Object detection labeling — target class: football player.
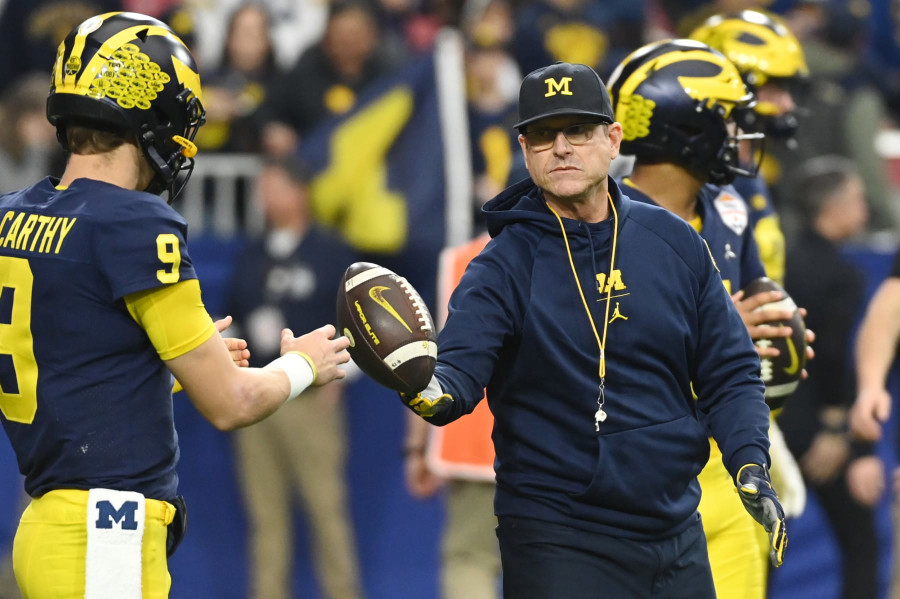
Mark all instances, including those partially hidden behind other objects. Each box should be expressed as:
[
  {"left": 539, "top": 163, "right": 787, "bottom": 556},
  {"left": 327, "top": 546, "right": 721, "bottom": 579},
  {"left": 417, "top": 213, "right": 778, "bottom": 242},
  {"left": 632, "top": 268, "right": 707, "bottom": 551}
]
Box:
[
  {"left": 608, "top": 39, "right": 811, "bottom": 599},
  {"left": 690, "top": 9, "right": 810, "bottom": 284},
  {"left": 0, "top": 12, "right": 349, "bottom": 599}
]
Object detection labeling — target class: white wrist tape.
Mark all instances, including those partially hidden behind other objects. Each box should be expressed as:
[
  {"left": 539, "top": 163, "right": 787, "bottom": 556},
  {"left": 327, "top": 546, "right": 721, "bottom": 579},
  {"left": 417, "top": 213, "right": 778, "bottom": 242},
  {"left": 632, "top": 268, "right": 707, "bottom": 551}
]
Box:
[{"left": 266, "top": 352, "right": 316, "bottom": 401}]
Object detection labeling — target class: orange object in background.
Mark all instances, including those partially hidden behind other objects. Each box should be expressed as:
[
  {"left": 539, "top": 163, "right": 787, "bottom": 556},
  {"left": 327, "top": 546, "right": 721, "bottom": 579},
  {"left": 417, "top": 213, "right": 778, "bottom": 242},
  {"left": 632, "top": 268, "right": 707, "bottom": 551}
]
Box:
[{"left": 426, "top": 233, "right": 496, "bottom": 481}]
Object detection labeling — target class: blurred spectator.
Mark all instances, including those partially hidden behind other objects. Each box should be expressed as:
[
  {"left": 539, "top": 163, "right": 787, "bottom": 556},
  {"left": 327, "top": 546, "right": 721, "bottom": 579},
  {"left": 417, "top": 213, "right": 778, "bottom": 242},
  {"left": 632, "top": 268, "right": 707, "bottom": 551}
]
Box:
[
  {"left": 257, "top": 0, "right": 404, "bottom": 157},
  {"left": 864, "top": 0, "right": 900, "bottom": 121},
  {"left": 376, "top": 0, "right": 452, "bottom": 56},
  {"left": 510, "top": 0, "right": 644, "bottom": 79},
  {"left": 190, "top": 0, "right": 328, "bottom": 72},
  {"left": 777, "top": 0, "right": 898, "bottom": 231},
  {"left": 780, "top": 156, "right": 884, "bottom": 599},
  {"left": 225, "top": 156, "right": 364, "bottom": 599},
  {"left": 0, "top": 72, "right": 65, "bottom": 193},
  {"left": 461, "top": 0, "right": 514, "bottom": 49},
  {"left": 159, "top": 5, "right": 198, "bottom": 52},
  {"left": 194, "top": 3, "right": 281, "bottom": 153},
  {"left": 851, "top": 246, "right": 900, "bottom": 599},
  {"left": 0, "top": 0, "right": 119, "bottom": 96},
  {"left": 660, "top": 0, "right": 771, "bottom": 36},
  {"left": 464, "top": 38, "right": 519, "bottom": 228},
  {"left": 122, "top": 0, "right": 179, "bottom": 17}
]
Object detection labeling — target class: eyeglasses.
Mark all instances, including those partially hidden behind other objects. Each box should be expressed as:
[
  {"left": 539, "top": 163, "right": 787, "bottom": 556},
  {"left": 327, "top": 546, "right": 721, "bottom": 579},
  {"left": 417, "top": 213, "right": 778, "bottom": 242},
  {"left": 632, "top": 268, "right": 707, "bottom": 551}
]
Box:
[{"left": 523, "top": 123, "right": 603, "bottom": 151}]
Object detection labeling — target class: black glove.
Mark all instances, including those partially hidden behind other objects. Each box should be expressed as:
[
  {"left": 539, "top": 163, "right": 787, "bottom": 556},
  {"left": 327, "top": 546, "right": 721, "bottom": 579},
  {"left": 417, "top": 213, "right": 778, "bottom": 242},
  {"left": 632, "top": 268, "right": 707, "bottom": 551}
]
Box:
[{"left": 736, "top": 464, "right": 787, "bottom": 567}]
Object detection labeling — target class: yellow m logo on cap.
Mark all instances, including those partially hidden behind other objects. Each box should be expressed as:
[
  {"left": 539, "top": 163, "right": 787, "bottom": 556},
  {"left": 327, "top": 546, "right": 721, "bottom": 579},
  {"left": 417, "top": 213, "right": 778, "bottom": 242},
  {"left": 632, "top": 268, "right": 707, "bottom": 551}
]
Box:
[{"left": 544, "top": 77, "right": 573, "bottom": 97}]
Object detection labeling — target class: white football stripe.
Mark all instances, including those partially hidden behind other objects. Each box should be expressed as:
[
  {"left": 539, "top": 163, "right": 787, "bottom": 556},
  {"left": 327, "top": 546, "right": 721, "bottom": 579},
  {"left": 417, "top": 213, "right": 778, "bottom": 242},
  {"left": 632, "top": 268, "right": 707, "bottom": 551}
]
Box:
[
  {"left": 765, "top": 381, "right": 799, "bottom": 398},
  {"left": 753, "top": 297, "right": 798, "bottom": 312},
  {"left": 345, "top": 266, "right": 395, "bottom": 291},
  {"left": 383, "top": 341, "right": 438, "bottom": 370}
]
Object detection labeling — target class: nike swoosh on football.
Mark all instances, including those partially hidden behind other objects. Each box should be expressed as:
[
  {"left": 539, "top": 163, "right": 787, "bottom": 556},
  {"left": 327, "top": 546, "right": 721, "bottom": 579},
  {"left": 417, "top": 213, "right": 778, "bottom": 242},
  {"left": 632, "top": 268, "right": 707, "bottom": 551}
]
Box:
[
  {"left": 369, "top": 286, "right": 413, "bottom": 333},
  {"left": 783, "top": 335, "right": 800, "bottom": 375}
]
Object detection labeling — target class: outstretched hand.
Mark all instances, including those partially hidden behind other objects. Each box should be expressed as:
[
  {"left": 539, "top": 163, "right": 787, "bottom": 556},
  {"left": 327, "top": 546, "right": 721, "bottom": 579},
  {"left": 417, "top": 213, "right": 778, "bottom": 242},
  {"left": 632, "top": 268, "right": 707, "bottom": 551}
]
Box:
[
  {"left": 281, "top": 324, "right": 350, "bottom": 386},
  {"left": 214, "top": 316, "right": 250, "bottom": 368}
]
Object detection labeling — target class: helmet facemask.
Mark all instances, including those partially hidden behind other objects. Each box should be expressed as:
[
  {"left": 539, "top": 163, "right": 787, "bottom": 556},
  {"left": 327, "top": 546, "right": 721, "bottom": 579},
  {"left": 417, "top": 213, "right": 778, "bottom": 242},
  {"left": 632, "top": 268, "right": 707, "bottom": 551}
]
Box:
[{"left": 140, "top": 89, "right": 205, "bottom": 202}]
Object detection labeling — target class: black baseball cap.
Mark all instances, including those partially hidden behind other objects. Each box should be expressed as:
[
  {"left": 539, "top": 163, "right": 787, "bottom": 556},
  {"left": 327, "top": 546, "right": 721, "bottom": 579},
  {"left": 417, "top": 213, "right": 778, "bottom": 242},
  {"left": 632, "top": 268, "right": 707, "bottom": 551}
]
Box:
[{"left": 514, "top": 62, "right": 615, "bottom": 132}]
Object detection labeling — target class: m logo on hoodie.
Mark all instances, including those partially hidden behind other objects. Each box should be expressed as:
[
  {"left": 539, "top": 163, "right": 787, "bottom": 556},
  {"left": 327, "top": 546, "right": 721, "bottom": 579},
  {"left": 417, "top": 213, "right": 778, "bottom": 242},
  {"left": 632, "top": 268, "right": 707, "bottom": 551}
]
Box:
[{"left": 596, "top": 269, "right": 626, "bottom": 294}]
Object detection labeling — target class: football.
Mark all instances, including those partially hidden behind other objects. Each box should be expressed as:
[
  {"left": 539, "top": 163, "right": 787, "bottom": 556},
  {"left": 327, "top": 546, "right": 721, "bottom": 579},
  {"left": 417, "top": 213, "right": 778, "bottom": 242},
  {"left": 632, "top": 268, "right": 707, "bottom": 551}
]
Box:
[
  {"left": 742, "top": 277, "right": 807, "bottom": 410},
  {"left": 336, "top": 262, "right": 437, "bottom": 395}
]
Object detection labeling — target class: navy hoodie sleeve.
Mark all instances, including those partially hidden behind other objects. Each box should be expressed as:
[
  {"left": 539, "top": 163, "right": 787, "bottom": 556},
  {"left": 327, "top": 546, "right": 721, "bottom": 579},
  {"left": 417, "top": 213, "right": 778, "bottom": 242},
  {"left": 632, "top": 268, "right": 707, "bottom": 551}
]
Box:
[
  {"left": 690, "top": 234, "right": 770, "bottom": 479},
  {"left": 427, "top": 242, "right": 521, "bottom": 426}
]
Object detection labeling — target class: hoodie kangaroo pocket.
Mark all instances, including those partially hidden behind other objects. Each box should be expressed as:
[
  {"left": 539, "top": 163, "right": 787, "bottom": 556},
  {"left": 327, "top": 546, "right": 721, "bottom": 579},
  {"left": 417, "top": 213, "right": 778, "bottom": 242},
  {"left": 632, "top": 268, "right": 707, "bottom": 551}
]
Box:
[{"left": 574, "top": 415, "right": 709, "bottom": 514}]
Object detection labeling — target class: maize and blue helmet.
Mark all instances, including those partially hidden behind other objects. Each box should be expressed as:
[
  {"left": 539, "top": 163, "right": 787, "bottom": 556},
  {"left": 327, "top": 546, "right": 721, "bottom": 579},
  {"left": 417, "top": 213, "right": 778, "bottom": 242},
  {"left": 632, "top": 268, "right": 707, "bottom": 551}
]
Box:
[
  {"left": 607, "top": 39, "right": 761, "bottom": 185},
  {"left": 689, "top": 10, "right": 808, "bottom": 139},
  {"left": 46, "top": 12, "right": 206, "bottom": 200}
]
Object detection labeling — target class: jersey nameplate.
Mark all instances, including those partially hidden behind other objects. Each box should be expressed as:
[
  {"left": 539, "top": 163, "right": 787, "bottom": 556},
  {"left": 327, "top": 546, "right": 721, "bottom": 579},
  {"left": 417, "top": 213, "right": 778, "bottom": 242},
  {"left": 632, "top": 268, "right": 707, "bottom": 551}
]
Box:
[{"left": 0, "top": 210, "right": 77, "bottom": 255}]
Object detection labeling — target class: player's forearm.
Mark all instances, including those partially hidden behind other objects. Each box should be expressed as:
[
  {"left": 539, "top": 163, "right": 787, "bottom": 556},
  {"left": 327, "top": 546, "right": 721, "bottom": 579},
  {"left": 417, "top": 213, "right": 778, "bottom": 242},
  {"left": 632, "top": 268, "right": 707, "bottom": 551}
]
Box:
[
  {"left": 215, "top": 367, "right": 298, "bottom": 429},
  {"left": 173, "top": 364, "right": 291, "bottom": 430},
  {"left": 166, "top": 333, "right": 312, "bottom": 430},
  {"left": 855, "top": 281, "right": 900, "bottom": 391}
]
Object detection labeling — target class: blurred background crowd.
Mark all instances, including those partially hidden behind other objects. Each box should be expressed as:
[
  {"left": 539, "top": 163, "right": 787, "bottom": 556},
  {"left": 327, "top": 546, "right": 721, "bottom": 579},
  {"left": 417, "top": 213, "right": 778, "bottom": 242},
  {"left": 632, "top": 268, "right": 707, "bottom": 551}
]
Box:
[{"left": 1, "top": 0, "right": 900, "bottom": 597}]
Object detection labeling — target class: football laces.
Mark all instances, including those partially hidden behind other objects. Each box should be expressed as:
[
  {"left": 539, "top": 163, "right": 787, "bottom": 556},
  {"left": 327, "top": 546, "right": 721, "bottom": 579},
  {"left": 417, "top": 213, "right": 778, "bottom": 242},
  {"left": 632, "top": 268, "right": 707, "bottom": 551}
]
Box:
[{"left": 398, "top": 277, "right": 434, "bottom": 332}]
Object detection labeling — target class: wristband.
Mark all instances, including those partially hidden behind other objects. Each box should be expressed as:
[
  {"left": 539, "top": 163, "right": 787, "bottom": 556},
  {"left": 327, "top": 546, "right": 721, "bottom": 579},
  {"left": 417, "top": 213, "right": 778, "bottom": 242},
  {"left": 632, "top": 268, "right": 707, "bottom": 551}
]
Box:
[{"left": 266, "top": 352, "right": 315, "bottom": 401}]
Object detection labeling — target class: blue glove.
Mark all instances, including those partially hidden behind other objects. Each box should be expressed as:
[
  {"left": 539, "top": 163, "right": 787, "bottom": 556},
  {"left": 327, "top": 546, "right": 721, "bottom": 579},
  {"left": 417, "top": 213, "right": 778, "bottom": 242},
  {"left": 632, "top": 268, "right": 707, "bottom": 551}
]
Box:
[
  {"left": 736, "top": 464, "right": 787, "bottom": 567},
  {"left": 399, "top": 375, "right": 453, "bottom": 418}
]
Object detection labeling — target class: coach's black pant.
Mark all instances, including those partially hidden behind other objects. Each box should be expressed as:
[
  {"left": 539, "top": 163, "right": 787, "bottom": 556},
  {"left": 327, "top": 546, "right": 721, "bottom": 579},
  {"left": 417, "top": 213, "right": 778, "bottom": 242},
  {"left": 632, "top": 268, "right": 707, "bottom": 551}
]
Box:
[{"left": 496, "top": 513, "right": 715, "bottom": 599}]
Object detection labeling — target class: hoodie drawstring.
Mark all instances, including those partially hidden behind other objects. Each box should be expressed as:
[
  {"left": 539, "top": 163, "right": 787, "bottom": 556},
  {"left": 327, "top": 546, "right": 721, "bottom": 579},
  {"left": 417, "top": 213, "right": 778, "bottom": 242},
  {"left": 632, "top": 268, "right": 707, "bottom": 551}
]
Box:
[{"left": 547, "top": 193, "right": 619, "bottom": 431}]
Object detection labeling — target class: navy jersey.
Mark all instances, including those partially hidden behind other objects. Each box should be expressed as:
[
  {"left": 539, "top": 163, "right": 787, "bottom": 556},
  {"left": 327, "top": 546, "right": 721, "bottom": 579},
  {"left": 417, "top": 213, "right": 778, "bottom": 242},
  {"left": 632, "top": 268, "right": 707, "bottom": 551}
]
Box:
[
  {"left": 622, "top": 180, "right": 766, "bottom": 293},
  {"left": 732, "top": 173, "right": 785, "bottom": 283},
  {"left": 731, "top": 173, "right": 776, "bottom": 228},
  {"left": 0, "top": 177, "right": 199, "bottom": 499}
]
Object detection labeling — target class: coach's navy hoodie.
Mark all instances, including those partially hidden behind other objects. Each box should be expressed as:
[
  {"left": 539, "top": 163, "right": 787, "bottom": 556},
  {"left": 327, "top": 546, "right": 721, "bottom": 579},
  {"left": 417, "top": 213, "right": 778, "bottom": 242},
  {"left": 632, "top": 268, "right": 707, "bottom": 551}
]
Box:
[{"left": 430, "top": 177, "right": 769, "bottom": 540}]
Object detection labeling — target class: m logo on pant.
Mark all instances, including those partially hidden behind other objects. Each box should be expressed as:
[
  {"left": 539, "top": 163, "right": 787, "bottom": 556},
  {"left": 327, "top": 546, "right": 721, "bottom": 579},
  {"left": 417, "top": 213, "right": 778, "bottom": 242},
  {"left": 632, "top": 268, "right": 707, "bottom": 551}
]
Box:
[
  {"left": 95, "top": 499, "right": 140, "bottom": 530},
  {"left": 86, "top": 489, "right": 146, "bottom": 599}
]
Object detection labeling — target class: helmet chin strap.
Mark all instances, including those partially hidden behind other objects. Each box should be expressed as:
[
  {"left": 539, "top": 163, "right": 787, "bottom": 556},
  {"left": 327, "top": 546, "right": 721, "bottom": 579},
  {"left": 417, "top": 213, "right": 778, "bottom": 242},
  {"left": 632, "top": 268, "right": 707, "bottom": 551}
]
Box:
[{"left": 167, "top": 158, "right": 195, "bottom": 203}]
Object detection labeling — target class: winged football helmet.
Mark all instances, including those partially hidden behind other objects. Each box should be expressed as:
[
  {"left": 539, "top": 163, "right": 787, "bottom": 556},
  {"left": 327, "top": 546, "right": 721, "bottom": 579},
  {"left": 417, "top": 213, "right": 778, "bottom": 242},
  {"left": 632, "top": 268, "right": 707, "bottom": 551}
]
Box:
[
  {"left": 690, "top": 10, "right": 808, "bottom": 139},
  {"left": 607, "top": 39, "right": 761, "bottom": 185},
  {"left": 47, "top": 12, "right": 206, "bottom": 201}
]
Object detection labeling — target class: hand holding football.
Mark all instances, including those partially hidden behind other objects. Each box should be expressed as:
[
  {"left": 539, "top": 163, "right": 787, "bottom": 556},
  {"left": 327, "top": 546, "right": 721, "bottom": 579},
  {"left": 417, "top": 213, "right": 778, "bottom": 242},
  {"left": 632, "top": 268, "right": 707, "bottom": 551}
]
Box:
[
  {"left": 336, "top": 262, "right": 437, "bottom": 395},
  {"left": 741, "top": 277, "right": 807, "bottom": 410}
]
